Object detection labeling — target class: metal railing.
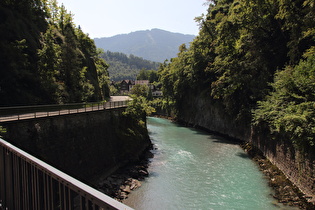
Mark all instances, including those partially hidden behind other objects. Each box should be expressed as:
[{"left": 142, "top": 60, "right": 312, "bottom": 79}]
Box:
[
  {"left": 0, "top": 138, "right": 133, "bottom": 210},
  {"left": 0, "top": 101, "right": 129, "bottom": 123}
]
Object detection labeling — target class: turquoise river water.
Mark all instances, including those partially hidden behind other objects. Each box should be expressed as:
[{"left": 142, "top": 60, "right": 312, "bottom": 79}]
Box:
[{"left": 124, "top": 117, "right": 297, "bottom": 210}]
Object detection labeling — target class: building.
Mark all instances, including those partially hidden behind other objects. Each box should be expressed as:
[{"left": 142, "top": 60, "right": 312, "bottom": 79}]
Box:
[{"left": 119, "top": 80, "right": 135, "bottom": 94}]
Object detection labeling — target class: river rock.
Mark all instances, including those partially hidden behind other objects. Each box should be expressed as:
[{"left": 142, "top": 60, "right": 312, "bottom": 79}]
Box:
[
  {"left": 130, "top": 179, "right": 141, "bottom": 190},
  {"left": 118, "top": 191, "right": 128, "bottom": 200},
  {"left": 123, "top": 185, "right": 131, "bottom": 193},
  {"left": 139, "top": 169, "right": 149, "bottom": 177}
]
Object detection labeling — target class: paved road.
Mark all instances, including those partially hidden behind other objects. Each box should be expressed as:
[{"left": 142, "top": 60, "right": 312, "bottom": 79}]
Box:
[{"left": 110, "top": 96, "right": 131, "bottom": 102}]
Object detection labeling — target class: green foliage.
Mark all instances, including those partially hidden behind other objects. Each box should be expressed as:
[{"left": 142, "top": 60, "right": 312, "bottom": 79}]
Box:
[
  {"left": 109, "top": 85, "right": 119, "bottom": 96},
  {"left": 150, "top": 97, "right": 176, "bottom": 116},
  {"left": 0, "top": 126, "right": 7, "bottom": 137},
  {"left": 0, "top": 0, "right": 48, "bottom": 105},
  {"left": 159, "top": 0, "right": 315, "bottom": 149},
  {"left": 0, "top": 0, "right": 110, "bottom": 105},
  {"left": 253, "top": 54, "right": 315, "bottom": 150},
  {"left": 130, "top": 84, "right": 149, "bottom": 98},
  {"left": 137, "top": 69, "right": 159, "bottom": 83},
  {"left": 100, "top": 51, "right": 159, "bottom": 81},
  {"left": 123, "top": 95, "right": 155, "bottom": 120}
]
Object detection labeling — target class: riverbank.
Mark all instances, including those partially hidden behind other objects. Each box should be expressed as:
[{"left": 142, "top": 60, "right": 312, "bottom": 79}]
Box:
[
  {"left": 97, "top": 145, "right": 153, "bottom": 201},
  {"left": 160, "top": 113, "right": 315, "bottom": 209},
  {"left": 154, "top": 114, "right": 314, "bottom": 209},
  {"left": 97, "top": 115, "right": 314, "bottom": 209},
  {"left": 241, "top": 143, "right": 314, "bottom": 209}
]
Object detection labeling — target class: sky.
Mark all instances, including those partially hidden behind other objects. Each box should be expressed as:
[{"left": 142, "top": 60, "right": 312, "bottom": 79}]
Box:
[{"left": 57, "top": 0, "right": 209, "bottom": 38}]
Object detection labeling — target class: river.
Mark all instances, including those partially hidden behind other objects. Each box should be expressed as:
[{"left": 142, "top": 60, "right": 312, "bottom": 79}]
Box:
[{"left": 124, "top": 117, "right": 296, "bottom": 210}]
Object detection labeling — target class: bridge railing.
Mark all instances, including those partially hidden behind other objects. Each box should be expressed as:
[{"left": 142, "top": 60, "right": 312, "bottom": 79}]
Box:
[
  {"left": 0, "top": 100, "right": 129, "bottom": 122},
  {"left": 0, "top": 137, "right": 133, "bottom": 210}
]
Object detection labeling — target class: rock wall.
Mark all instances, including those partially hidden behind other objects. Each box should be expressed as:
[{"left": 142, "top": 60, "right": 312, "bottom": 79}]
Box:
[
  {"left": 178, "top": 93, "right": 315, "bottom": 202},
  {"left": 178, "top": 92, "right": 251, "bottom": 140},
  {"left": 251, "top": 127, "right": 315, "bottom": 202},
  {"left": 1, "top": 108, "right": 151, "bottom": 183}
]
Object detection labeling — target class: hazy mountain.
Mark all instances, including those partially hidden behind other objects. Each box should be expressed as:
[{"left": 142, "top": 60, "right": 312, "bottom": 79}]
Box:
[{"left": 94, "top": 29, "right": 195, "bottom": 62}]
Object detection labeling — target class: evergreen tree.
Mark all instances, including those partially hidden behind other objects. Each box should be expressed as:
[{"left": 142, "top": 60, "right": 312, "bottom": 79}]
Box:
[{"left": 0, "top": 0, "right": 110, "bottom": 105}]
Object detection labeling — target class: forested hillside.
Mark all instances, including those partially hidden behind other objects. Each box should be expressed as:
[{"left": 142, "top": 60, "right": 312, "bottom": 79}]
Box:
[
  {"left": 159, "top": 0, "right": 315, "bottom": 151},
  {"left": 100, "top": 51, "right": 159, "bottom": 81},
  {"left": 94, "top": 29, "right": 195, "bottom": 62},
  {"left": 0, "top": 0, "right": 110, "bottom": 106}
]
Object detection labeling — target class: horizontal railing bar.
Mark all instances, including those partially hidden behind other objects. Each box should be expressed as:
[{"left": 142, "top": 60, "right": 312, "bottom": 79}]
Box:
[
  {"left": 0, "top": 101, "right": 128, "bottom": 113},
  {"left": 0, "top": 138, "right": 133, "bottom": 210},
  {"left": 0, "top": 100, "right": 130, "bottom": 123},
  {"left": 0, "top": 102, "right": 86, "bottom": 110}
]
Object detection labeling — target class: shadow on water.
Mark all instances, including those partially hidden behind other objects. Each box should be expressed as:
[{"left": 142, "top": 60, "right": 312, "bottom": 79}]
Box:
[
  {"left": 148, "top": 130, "right": 157, "bottom": 136},
  {"left": 148, "top": 171, "right": 159, "bottom": 178},
  {"left": 211, "top": 138, "right": 240, "bottom": 145},
  {"left": 235, "top": 152, "right": 250, "bottom": 159},
  {"left": 182, "top": 124, "right": 241, "bottom": 145}
]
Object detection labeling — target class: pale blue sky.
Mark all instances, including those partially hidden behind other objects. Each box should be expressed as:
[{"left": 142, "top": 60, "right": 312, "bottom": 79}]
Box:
[{"left": 57, "top": 0, "right": 208, "bottom": 38}]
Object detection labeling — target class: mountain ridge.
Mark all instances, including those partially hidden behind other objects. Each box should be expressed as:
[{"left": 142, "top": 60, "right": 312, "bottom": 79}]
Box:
[{"left": 94, "top": 29, "right": 195, "bottom": 62}]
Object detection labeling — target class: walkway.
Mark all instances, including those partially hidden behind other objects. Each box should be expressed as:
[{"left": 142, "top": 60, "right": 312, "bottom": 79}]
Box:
[{"left": 0, "top": 96, "right": 131, "bottom": 123}]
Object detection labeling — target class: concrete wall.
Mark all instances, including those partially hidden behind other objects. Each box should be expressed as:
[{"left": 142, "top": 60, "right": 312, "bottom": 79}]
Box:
[{"left": 1, "top": 108, "right": 151, "bottom": 183}]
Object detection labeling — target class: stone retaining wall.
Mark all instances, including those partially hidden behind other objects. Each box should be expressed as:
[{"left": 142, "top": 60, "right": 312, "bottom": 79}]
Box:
[{"left": 1, "top": 108, "right": 151, "bottom": 183}]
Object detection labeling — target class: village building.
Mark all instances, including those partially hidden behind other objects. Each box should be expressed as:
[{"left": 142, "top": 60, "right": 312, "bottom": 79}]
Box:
[{"left": 111, "top": 80, "right": 162, "bottom": 97}]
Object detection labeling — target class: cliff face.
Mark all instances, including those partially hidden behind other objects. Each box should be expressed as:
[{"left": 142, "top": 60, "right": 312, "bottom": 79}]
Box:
[
  {"left": 178, "top": 92, "right": 315, "bottom": 202},
  {"left": 2, "top": 108, "right": 151, "bottom": 183},
  {"left": 178, "top": 92, "right": 251, "bottom": 140}
]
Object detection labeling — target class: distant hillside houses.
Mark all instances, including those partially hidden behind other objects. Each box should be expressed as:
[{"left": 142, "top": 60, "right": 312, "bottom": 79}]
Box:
[{"left": 110, "top": 80, "right": 162, "bottom": 97}]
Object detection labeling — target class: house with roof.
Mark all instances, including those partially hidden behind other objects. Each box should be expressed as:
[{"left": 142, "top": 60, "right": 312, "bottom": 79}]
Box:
[
  {"left": 119, "top": 80, "right": 135, "bottom": 94},
  {"left": 110, "top": 79, "right": 162, "bottom": 96}
]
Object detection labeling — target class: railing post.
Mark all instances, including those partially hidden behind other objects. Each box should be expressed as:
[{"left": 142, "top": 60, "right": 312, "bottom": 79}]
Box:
[{"left": 0, "top": 138, "right": 133, "bottom": 210}]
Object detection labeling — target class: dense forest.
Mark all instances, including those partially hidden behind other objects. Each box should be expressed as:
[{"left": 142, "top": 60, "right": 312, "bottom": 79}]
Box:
[
  {"left": 0, "top": 0, "right": 110, "bottom": 106},
  {"left": 159, "top": 0, "right": 315, "bottom": 151},
  {"left": 100, "top": 51, "right": 159, "bottom": 81}
]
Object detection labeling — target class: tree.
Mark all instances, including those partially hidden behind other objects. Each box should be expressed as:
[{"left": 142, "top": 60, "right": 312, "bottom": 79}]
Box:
[
  {"left": 253, "top": 53, "right": 315, "bottom": 150},
  {"left": 37, "top": 24, "right": 62, "bottom": 103},
  {"left": 0, "top": 0, "right": 110, "bottom": 105},
  {"left": 158, "top": 0, "right": 315, "bottom": 139},
  {"left": 137, "top": 69, "right": 148, "bottom": 80},
  {"left": 130, "top": 84, "right": 149, "bottom": 97}
]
